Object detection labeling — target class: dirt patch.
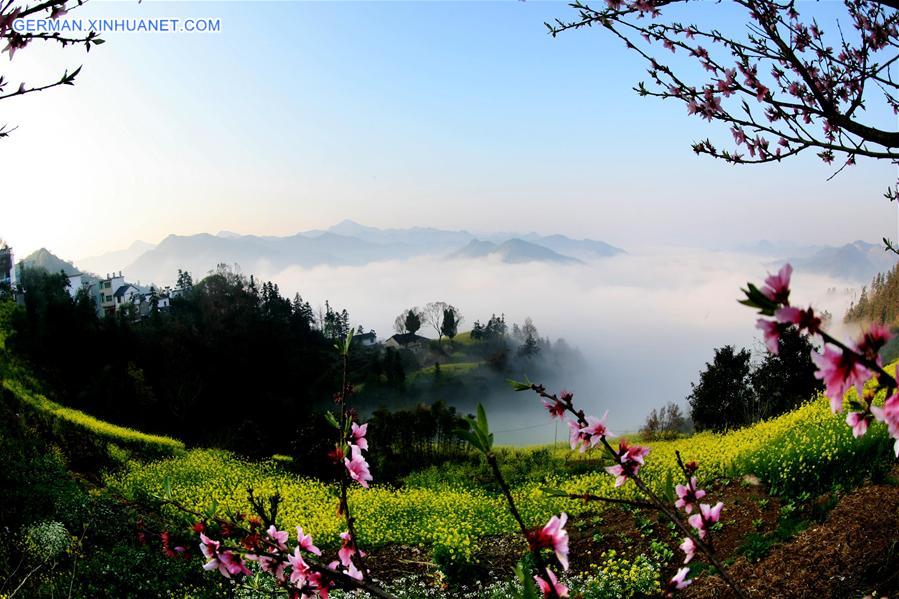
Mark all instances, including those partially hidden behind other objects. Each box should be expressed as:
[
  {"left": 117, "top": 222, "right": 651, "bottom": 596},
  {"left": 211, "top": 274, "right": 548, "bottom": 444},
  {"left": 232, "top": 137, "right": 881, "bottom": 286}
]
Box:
[{"left": 685, "top": 476, "right": 899, "bottom": 598}]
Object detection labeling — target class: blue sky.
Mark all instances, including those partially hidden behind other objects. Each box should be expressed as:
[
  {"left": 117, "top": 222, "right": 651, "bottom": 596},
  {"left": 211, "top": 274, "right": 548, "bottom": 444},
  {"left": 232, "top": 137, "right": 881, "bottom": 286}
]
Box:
[{"left": 2, "top": 0, "right": 896, "bottom": 259}]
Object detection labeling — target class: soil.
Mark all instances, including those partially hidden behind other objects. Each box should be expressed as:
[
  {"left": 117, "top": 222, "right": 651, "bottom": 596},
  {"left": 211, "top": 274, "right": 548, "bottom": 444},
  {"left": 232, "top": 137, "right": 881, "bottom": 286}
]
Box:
[{"left": 685, "top": 472, "right": 899, "bottom": 599}]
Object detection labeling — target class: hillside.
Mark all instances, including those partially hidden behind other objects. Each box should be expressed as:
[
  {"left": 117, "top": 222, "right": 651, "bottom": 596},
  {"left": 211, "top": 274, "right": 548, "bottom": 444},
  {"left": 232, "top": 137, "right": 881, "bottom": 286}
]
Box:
[
  {"left": 3, "top": 292, "right": 897, "bottom": 598},
  {"left": 845, "top": 264, "right": 899, "bottom": 326}
]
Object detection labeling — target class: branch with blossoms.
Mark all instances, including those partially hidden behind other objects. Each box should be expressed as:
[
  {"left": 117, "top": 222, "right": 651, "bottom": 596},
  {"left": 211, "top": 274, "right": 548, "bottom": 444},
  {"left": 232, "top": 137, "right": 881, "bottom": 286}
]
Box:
[
  {"left": 326, "top": 329, "right": 374, "bottom": 581},
  {"left": 546, "top": 0, "right": 899, "bottom": 233},
  {"left": 0, "top": 0, "right": 104, "bottom": 134},
  {"left": 507, "top": 384, "right": 748, "bottom": 598},
  {"left": 455, "top": 404, "right": 569, "bottom": 599},
  {"left": 149, "top": 493, "right": 398, "bottom": 599},
  {"left": 744, "top": 263, "right": 899, "bottom": 450},
  {"left": 547, "top": 0, "right": 899, "bottom": 165}
]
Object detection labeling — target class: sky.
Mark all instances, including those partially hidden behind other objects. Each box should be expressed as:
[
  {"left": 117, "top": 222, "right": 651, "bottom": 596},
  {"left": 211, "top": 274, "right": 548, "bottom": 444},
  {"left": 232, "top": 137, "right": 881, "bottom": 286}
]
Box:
[{"left": 2, "top": 0, "right": 897, "bottom": 261}]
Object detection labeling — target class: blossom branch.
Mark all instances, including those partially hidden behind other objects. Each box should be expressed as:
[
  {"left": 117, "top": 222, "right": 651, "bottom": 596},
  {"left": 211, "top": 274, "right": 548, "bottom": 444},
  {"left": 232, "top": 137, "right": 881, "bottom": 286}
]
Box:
[
  {"left": 545, "top": 0, "right": 899, "bottom": 167},
  {"left": 519, "top": 383, "right": 749, "bottom": 598}
]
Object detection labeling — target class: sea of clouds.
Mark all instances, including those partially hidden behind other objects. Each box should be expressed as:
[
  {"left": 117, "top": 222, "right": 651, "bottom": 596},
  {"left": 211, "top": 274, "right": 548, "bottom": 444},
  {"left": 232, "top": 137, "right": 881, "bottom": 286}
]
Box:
[{"left": 261, "top": 247, "right": 860, "bottom": 445}]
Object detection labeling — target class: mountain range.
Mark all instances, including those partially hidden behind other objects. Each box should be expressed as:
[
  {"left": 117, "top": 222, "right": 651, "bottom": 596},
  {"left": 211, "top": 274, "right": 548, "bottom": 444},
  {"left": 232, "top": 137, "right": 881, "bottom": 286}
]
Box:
[
  {"left": 60, "top": 220, "right": 625, "bottom": 285},
  {"left": 781, "top": 240, "right": 899, "bottom": 283},
  {"left": 17, "top": 230, "right": 898, "bottom": 289}
]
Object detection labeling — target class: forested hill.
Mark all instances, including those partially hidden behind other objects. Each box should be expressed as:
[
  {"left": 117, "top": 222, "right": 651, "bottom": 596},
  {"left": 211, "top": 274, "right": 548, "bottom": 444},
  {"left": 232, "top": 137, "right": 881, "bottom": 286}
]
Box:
[
  {"left": 845, "top": 264, "right": 899, "bottom": 325},
  {"left": 5, "top": 264, "right": 581, "bottom": 456}
]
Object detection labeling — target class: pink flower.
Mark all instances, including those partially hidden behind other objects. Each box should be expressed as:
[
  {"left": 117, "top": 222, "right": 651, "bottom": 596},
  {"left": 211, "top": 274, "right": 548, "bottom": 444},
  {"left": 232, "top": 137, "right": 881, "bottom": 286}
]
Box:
[
  {"left": 679, "top": 536, "right": 697, "bottom": 563},
  {"left": 578, "top": 412, "right": 610, "bottom": 449},
  {"left": 619, "top": 438, "right": 650, "bottom": 464},
  {"left": 199, "top": 533, "right": 226, "bottom": 576},
  {"left": 296, "top": 526, "right": 321, "bottom": 556},
  {"left": 774, "top": 305, "right": 821, "bottom": 334},
  {"left": 338, "top": 531, "right": 356, "bottom": 568},
  {"left": 872, "top": 391, "right": 899, "bottom": 456},
  {"left": 674, "top": 477, "right": 707, "bottom": 514},
  {"left": 670, "top": 567, "right": 693, "bottom": 590},
  {"left": 288, "top": 546, "right": 310, "bottom": 586},
  {"left": 761, "top": 263, "right": 792, "bottom": 304},
  {"left": 568, "top": 420, "right": 587, "bottom": 452},
  {"left": 543, "top": 399, "right": 567, "bottom": 419},
  {"left": 246, "top": 551, "right": 287, "bottom": 582},
  {"left": 532, "top": 513, "right": 569, "bottom": 571},
  {"left": 812, "top": 345, "right": 871, "bottom": 412},
  {"left": 756, "top": 319, "right": 780, "bottom": 354},
  {"left": 344, "top": 445, "right": 373, "bottom": 488},
  {"left": 266, "top": 525, "right": 289, "bottom": 550},
  {"left": 351, "top": 422, "right": 369, "bottom": 451},
  {"left": 687, "top": 502, "right": 723, "bottom": 539},
  {"left": 345, "top": 561, "right": 364, "bottom": 580},
  {"left": 534, "top": 567, "right": 569, "bottom": 598},
  {"left": 605, "top": 464, "right": 629, "bottom": 487},
  {"left": 856, "top": 324, "right": 891, "bottom": 360},
  {"left": 201, "top": 533, "right": 250, "bottom": 579},
  {"left": 219, "top": 551, "right": 251, "bottom": 577},
  {"left": 845, "top": 411, "right": 871, "bottom": 438},
  {"left": 701, "top": 501, "right": 723, "bottom": 523},
  {"left": 605, "top": 439, "right": 651, "bottom": 487}
]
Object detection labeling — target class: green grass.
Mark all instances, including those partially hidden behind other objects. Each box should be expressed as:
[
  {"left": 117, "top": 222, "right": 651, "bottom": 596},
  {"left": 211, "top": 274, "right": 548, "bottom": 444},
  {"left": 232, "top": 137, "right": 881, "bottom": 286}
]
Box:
[
  {"left": 3, "top": 378, "right": 185, "bottom": 460},
  {"left": 408, "top": 361, "right": 483, "bottom": 380}
]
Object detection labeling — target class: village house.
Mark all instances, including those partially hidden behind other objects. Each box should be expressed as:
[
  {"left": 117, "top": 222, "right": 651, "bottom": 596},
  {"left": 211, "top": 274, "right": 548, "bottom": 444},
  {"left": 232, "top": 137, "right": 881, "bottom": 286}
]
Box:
[{"left": 383, "top": 332, "right": 430, "bottom": 351}]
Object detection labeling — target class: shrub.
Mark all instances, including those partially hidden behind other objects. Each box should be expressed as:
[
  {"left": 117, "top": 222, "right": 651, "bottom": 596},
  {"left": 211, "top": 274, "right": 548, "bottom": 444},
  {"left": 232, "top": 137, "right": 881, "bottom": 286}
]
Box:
[{"left": 22, "top": 521, "right": 71, "bottom": 563}]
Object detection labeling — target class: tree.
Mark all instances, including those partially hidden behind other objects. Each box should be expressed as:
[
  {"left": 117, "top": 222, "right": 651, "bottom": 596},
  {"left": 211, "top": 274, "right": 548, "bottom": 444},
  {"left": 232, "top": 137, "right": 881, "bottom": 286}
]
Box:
[
  {"left": 441, "top": 306, "right": 463, "bottom": 341},
  {"left": 688, "top": 345, "right": 754, "bottom": 432},
  {"left": 176, "top": 269, "right": 194, "bottom": 290},
  {"left": 0, "top": 1, "right": 104, "bottom": 139},
  {"left": 516, "top": 317, "right": 540, "bottom": 358},
  {"left": 548, "top": 1, "right": 899, "bottom": 246},
  {"left": 394, "top": 308, "right": 422, "bottom": 335},
  {"left": 750, "top": 326, "right": 823, "bottom": 421},
  {"left": 641, "top": 402, "right": 690, "bottom": 440},
  {"left": 422, "top": 301, "right": 449, "bottom": 341}
]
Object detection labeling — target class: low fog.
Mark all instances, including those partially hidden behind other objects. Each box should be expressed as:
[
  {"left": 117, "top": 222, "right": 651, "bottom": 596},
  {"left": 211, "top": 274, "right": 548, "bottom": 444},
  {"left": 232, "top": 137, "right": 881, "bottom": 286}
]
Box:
[{"left": 256, "top": 247, "right": 859, "bottom": 446}]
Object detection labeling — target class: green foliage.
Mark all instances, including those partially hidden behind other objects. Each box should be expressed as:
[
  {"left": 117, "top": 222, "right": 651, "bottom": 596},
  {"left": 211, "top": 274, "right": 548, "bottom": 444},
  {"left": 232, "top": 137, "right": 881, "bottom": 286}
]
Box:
[
  {"left": 577, "top": 551, "right": 661, "bottom": 598},
  {"left": 749, "top": 327, "right": 823, "bottom": 421},
  {"left": 6, "top": 265, "right": 352, "bottom": 454},
  {"left": 366, "top": 401, "right": 468, "bottom": 482},
  {"left": 22, "top": 520, "right": 72, "bottom": 562},
  {"left": 455, "top": 403, "right": 494, "bottom": 454},
  {"left": 432, "top": 543, "right": 483, "bottom": 586},
  {"left": 845, "top": 265, "right": 899, "bottom": 326},
  {"left": 688, "top": 345, "right": 755, "bottom": 432},
  {"left": 688, "top": 330, "right": 822, "bottom": 432},
  {"left": 3, "top": 378, "right": 184, "bottom": 463}
]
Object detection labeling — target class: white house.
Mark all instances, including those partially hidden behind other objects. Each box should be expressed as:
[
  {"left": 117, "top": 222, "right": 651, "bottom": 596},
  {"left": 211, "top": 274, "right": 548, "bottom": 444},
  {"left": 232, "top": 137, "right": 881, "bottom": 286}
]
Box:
[
  {"left": 113, "top": 283, "right": 140, "bottom": 310},
  {"left": 352, "top": 330, "right": 377, "bottom": 346}
]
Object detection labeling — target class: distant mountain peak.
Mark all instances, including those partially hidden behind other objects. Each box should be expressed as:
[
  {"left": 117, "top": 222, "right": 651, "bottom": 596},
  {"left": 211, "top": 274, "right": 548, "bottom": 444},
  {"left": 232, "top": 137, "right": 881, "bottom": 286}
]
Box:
[
  {"left": 19, "top": 247, "right": 80, "bottom": 276},
  {"left": 448, "top": 238, "right": 582, "bottom": 264}
]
